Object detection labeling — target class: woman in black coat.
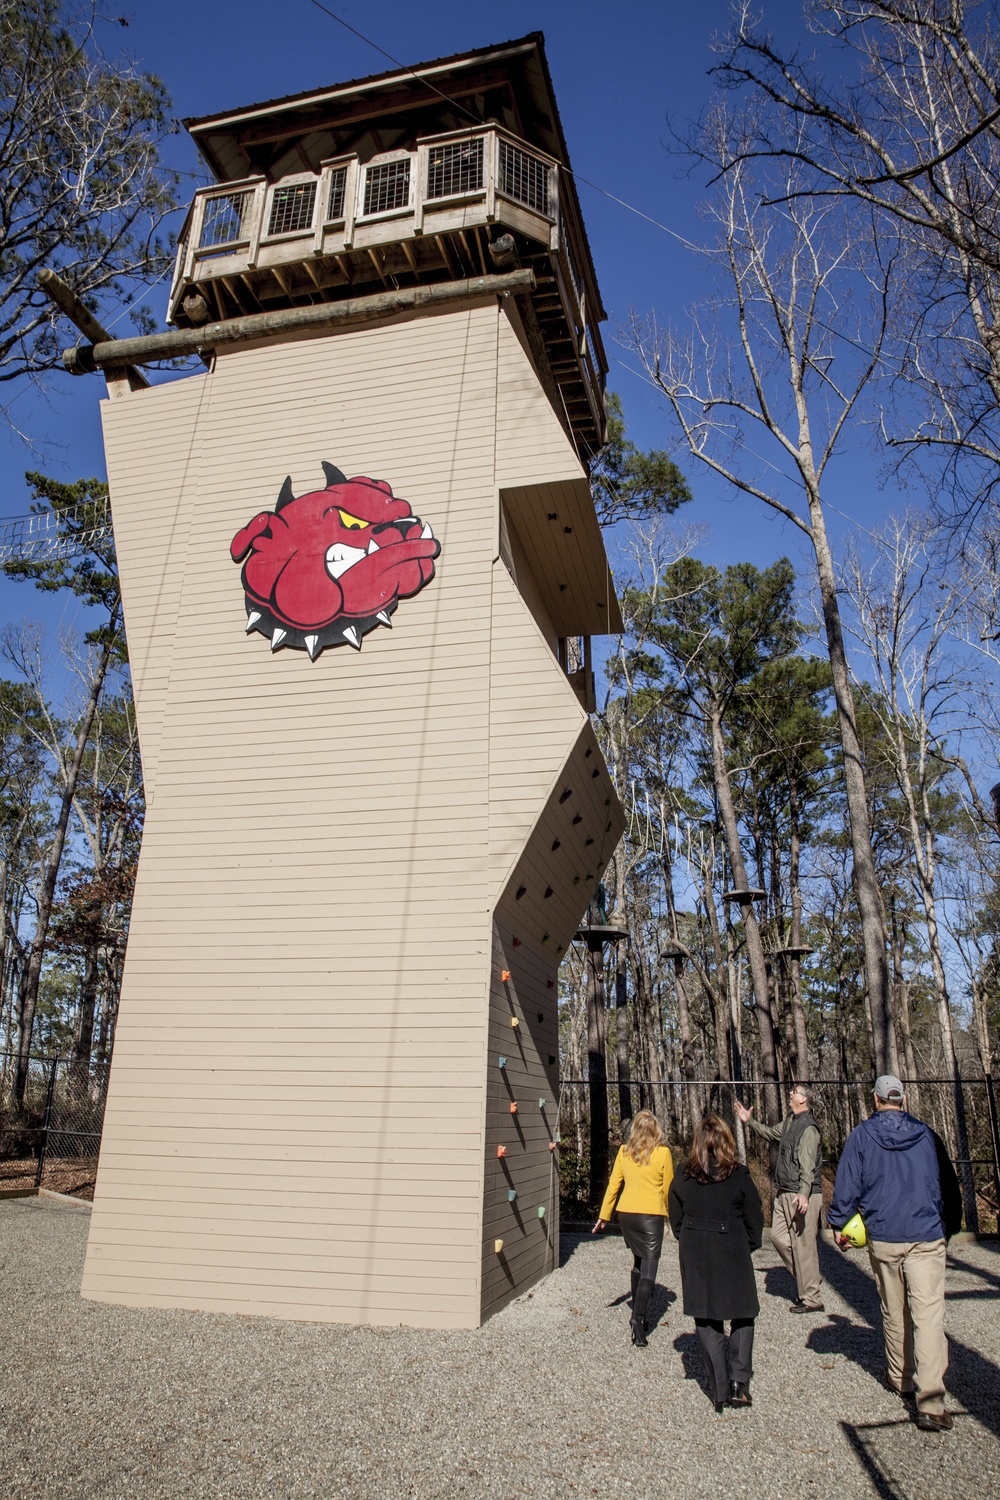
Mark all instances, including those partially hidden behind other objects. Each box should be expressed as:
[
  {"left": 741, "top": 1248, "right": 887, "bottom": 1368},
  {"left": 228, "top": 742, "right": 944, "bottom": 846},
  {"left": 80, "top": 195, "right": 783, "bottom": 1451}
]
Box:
[{"left": 668, "top": 1113, "right": 765, "bottom": 1412}]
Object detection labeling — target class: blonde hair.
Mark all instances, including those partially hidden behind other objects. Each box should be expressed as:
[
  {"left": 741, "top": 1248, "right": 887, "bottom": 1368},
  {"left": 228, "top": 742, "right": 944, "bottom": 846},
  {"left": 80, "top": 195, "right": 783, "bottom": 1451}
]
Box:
[{"left": 623, "top": 1110, "right": 663, "bottom": 1166}]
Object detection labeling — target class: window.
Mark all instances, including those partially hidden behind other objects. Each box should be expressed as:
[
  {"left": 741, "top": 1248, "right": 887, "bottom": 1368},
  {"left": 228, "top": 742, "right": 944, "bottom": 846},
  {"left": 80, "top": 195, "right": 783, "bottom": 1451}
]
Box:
[
  {"left": 499, "top": 141, "right": 550, "bottom": 216},
  {"left": 267, "top": 181, "right": 317, "bottom": 237},
  {"left": 198, "top": 191, "right": 252, "bottom": 249},
  {"left": 326, "top": 166, "right": 348, "bottom": 221},
  {"left": 363, "top": 159, "right": 411, "bottom": 216},
  {"left": 426, "top": 139, "right": 484, "bottom": 199}
]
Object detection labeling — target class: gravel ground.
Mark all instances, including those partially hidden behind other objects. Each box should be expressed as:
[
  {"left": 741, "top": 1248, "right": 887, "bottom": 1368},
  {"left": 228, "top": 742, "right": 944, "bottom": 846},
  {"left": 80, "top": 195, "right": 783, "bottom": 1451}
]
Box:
[{"left": 1, "top": 1196, "right": 998, "bottom": 1500}]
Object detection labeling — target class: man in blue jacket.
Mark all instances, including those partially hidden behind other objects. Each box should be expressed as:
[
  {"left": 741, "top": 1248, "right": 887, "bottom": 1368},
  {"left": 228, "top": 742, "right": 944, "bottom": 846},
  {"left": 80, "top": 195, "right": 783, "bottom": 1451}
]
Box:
[{"left": 828, "top": 1075, "right": 962, "bottom": 1433}]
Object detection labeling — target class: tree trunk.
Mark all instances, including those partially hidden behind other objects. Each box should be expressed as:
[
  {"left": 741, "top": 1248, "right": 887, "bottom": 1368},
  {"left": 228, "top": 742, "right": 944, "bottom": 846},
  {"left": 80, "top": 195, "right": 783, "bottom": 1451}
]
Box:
[
  {"left": 614, "top": 940, "right": 633, "bottom": 1123},
  {"left": 72, "top": 947, "right": 100, "bottom": 1083},
  {"left": 709, "top": 703, "right": 780, "bottom": 1122},
  {"left": 787, "top": 785, "right": 811, "bottom": 1077},
  {"left": 586, "top": 939, "right": 609, "bottom": 1207},
  {"left": 806, "top": 503, "right": 894, "bottom": 1074},
  {"left": 15, "top": 637, "right": 115, "bottom": 1105}
]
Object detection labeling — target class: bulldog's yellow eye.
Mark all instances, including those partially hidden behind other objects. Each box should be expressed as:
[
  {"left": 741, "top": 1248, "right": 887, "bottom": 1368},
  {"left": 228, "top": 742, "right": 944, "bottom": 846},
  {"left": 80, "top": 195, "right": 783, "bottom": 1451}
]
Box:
[{"left": 337, "top": 509, "right": 368, "bottom": 530}]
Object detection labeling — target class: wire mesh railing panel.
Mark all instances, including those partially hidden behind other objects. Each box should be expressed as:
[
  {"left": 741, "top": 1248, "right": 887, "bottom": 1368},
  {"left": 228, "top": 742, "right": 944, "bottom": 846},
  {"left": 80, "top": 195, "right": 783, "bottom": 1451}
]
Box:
[
  {"left": 199, "top": 191, "right": 253, "bottom": 249},
  {"left": 326, "top": 166, "right": 348, "bottom": 221},
  {"left": 363, "top": 160, "right": 411, "bottom": 216},
  {"left": 267, "top": 181, "right": 317, "bottom": 237},
  {"left": 0, "top": 503, "right": 112, "bottom": 564},
  {"left": 499, "top": 140, "right": 550, "bottom": 215},
  {"left": 426, "top": 139, "right": 484, "bottom": 199},
  {"left": 556, "top": 1078, "right": 1000, "bottom": 1234}
]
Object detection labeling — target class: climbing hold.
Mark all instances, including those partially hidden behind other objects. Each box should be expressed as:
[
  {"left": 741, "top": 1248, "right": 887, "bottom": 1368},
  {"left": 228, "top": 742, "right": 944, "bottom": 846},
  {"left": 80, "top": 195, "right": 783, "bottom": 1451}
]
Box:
[
  {"left": 572, "top": 815, "right": 582, "bottom": 825},
  {"left": 542, "top": 933, "right": 549, "bottom": 943},
  {"left": 508, "top": 1188, "right": 517, "bottom": 1202},
  {"left": 516, "top": 886, "right": 526, "bottom": 900},
  {"left": 592, "top": 769, "right": 599, "bottom": 778},
  {"left": 547, "top": 980, "right": 554, "bottom": 990},
  {"left": 585, "top": 837, "right": 594, "bottom": 846},
  {"left": 498, "top": 1056, "right": 508, "bottom": 1068},
  {"left": 538, "top": 1098, "right": 547, "bottom": 1109},
  {"left": 548, "top": 1141, "right": 559, "bottom": 1152},
  {"left": 500, "top": 969, "right": 511, "bottom": 982},
  {"left": 573, "top": 876, "right": 580, "bottom": 885},
  {"left": 559, "top": 789, "right": 572, "bottom": 804},
  {"left": 548, "top": 1055, "right": 556, "bottom": 1065},
  {"left": 510, "top": 1101, "right": 518, "bottom": 1114},
  {"left": 585, "top": 748, "right": 593, "bottom": 759},
  {"left": 497, "top": 1145, "right": 508, "bottom": 1159},
  {"left": 604, "top": 798, "right": 610, "bottom": 807},
  {"left": 551, "top": 839, "right": 561, "bottom": 851},
  {"left": 544, "top": 887, "right": 553, "bottom": 898},
  {"left": 537, "top": 1013, "right": 544, "bottom": 1023},
  {"left": 538, "top": 1205, "right": 546, "bottom": 1218},
  {"left": 511, "top": 1016, "right": 520, "bottom": 1029},
  {"left": 512, "top": 937, "right": 521, "bottom": 948},
  {"left": 494, "top": 1239, "right": 504, "bottom": 1254}
]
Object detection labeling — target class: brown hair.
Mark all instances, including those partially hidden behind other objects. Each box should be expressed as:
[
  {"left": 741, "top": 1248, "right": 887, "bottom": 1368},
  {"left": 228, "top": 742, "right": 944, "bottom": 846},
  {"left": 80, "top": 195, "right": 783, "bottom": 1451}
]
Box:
[
  {"left": 623, "top": 1109, "right": 664, "bottom": 1166},
  {"left": 686, "top": 1113, "right": 737, "bottom": 1183}
]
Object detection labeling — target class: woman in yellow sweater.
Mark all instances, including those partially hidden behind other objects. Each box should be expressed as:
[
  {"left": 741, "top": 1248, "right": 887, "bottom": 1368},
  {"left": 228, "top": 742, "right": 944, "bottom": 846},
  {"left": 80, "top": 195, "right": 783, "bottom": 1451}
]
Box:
[{"left": 593, "top": 1110, "right": 674, "bottom": 1346}]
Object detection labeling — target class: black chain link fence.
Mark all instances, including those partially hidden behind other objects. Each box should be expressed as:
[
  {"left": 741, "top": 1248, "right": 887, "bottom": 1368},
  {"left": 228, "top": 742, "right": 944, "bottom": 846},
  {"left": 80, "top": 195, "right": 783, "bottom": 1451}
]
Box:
[
  {"left": 0, "top": 1053, "right": 109, "bottom": 1199},
  {"left": 557, "top": 1077, "right": 1000, "bottom": 1234}
]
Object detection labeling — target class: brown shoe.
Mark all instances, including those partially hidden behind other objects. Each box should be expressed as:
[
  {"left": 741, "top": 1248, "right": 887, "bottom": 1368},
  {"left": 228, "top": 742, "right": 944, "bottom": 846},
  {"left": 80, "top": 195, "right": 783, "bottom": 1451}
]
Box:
[
  {"left": 789, "top": 1301, "right": 824, "bottom": 1314},
  {"left": 916, "top": 1411, "right": 953, "bottom": 1433}
]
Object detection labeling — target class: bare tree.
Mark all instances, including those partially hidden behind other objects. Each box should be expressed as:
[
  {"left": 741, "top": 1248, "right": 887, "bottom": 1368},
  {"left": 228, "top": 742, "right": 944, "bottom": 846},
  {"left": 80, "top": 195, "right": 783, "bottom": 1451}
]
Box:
[
  {"left": 842, "top": 510, "right": 979, "bottom": 1224},
  {"left": 629, "top": 122, "right": 898, "bottom": 1072},
  {"left": 0, "top": 1, "right": 179, "bottom": 406},
  {"left": 718, "top": 0, "right": 1000, "bottom": 518}
]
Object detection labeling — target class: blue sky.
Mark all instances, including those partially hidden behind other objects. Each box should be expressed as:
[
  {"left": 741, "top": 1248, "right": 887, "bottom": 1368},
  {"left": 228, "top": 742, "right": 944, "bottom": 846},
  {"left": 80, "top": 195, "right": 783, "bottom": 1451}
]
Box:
[{"left": 0, "top": 0, "right": 901, "bottom": 648}]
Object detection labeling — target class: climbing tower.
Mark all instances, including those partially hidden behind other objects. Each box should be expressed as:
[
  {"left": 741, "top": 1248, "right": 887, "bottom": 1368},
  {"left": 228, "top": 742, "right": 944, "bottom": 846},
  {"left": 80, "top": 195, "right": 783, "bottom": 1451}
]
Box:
[{"left": 77, "top": 34, "right": 624, "bottom": 1328}]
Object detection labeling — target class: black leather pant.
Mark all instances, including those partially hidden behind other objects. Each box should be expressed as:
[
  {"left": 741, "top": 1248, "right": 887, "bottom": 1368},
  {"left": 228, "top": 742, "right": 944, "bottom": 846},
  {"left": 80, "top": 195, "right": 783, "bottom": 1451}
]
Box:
[
  {"left": 618, "top": 1213, "right": 664, "bottom": 1324},
  {"left": 695, "top": 1317, "right": 755, "bottom": 1400}
]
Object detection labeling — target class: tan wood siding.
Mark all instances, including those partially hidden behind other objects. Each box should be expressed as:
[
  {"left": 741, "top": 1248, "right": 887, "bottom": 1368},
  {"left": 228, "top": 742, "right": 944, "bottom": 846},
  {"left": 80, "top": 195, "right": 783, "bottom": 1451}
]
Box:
[{"left": 83, "top": 293, "right": 622, "bottom": 1329}]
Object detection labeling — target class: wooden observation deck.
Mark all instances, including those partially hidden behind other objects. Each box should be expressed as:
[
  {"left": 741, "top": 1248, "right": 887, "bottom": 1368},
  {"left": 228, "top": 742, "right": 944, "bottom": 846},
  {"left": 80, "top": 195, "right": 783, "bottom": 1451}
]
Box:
[{"left": 168, "top": 35, "right": 608, "bottom": 462}]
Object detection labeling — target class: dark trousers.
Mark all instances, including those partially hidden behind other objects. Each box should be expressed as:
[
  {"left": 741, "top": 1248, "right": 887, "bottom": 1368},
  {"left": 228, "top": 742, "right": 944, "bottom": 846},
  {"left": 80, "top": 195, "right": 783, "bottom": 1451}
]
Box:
[
  {"left": 694, "top": 1317, "right": 755, "bottom": 1399},
  {"left": 618, "top": 1213, "right": 665, "bottom": 1326}
]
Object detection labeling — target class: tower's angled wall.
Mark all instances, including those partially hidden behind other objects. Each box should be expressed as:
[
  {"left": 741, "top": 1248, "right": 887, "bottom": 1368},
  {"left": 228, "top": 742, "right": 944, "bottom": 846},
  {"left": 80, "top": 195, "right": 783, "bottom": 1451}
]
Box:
[{"left": 81, "top": 294, "right": 623, "bottom": 1328}]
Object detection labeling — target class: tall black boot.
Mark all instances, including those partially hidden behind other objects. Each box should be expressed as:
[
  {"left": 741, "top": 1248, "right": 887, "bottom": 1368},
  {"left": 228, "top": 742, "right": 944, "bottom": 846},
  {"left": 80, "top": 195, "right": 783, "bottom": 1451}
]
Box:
[
  {"left": 629, "top": 1267, "right": 640, "bottom": 1308},
  {"left": 631, "top": 1276, "right": 655, "bottom": 1336}
]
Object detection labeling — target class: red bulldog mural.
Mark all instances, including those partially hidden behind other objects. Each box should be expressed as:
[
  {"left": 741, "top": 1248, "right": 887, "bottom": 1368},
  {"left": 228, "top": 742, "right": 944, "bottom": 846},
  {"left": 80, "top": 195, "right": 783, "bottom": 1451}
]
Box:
[{"left": 230, "top": 463, "right": 441, "bottom": 658}]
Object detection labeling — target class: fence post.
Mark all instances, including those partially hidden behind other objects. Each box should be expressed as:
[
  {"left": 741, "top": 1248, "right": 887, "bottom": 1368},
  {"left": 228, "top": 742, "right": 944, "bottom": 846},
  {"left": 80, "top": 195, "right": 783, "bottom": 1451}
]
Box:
[{"left": 34, "top": 1056, "right": 58, "bottom": 1189}]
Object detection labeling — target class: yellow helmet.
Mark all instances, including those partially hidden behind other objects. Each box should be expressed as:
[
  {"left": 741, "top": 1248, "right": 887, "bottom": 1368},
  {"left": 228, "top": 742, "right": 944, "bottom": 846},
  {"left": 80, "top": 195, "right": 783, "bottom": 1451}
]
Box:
[{"left": 841, "top": 1212, "right": 867, "bottom": 1248}]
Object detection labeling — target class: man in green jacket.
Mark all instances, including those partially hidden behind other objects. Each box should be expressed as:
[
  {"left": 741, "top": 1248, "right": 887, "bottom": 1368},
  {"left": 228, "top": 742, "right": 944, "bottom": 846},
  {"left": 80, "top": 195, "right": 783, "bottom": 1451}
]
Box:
[{"left": 735, "top": 1085, "right": 824, "bottom": 1313}]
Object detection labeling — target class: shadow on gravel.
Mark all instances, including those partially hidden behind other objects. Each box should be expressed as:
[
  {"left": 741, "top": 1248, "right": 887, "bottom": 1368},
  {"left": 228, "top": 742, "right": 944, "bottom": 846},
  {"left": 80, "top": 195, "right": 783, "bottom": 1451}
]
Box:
[
  {"left": 559, "top": 1232, "right": 590, "bottom": 1268},
  {"left": 840, "top": 1418, "right": 917, "bottom": 1500},
  {"left": 673, "top": 1330, "right": 715, "bottom": 1406},
  {"left": 763, "top": 1264, "right": 799, "bottom": 1304},
  {"left": 946, "top": 1252, "right": 1000, "bottom": 1292},
  {"left": 818, "top": 1240, "right": 1000, "bottom": 1442}
]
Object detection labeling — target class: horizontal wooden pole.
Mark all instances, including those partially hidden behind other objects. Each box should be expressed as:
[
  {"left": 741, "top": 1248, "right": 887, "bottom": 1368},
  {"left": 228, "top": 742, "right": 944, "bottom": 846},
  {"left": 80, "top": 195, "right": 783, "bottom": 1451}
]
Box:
[{"left": 62, "top": 270, "right": 537, "bottom": 374}]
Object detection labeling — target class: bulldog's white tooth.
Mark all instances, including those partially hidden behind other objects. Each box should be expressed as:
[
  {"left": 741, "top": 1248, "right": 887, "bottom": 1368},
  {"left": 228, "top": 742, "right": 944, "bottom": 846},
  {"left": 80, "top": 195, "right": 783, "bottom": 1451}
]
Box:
[
  {"left": 270, "top": 628, "right": 287, "bottom": 651},
  {"left": 420, "top": 522, "right": 433, "bottom": 540},
  {"left": 325, "top": 542, "right": 367, "bottom": 579},
  {"left": 305, "top": 634, "right": 319, "bottom": 659},
  {"left": 367, "top": 536, "right": 380, "bottom": 554},
  {"left": 245, "top": 611, "right": 261, "bottom": 633},
  {"left": 343, "top": 626, "right": 362, "bottom": 650},
  {"left": 376, "top": 611, "right": 392, "bottom": 627}
]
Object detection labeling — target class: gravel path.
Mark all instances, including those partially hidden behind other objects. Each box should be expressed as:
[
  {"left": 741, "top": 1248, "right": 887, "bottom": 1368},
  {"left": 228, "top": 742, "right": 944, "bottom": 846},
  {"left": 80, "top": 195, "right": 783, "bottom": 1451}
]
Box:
[{"left": 1, "top": 1196, "right": 998, "bottom": 1500}]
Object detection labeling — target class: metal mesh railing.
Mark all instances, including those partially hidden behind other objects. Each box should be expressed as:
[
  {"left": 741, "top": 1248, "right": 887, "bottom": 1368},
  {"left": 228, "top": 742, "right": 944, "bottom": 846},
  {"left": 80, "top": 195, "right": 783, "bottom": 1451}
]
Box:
[
  {"left": 427, "top": 139, "right": 484, "bottom": 199},
  {"left": 499, "top": 140, "right": 550, "bottom": 215},
  {"left": 198, "top": 190, "right": 253, "bottom": 249},
  {"left": 557, "top": 1077, "right": 1000, "bottom": 1234},
  {"left": 0, "top": 501, "right": 112, "bottom": 564},
  {"left": 326, "top": 166, "right": 348, "bottom": 221},
  {"left": 267, "top": 181, "right": 317, "bottom": 237},
  {"left": 363, "top": 159, "right": 411, "bottom": 216}
]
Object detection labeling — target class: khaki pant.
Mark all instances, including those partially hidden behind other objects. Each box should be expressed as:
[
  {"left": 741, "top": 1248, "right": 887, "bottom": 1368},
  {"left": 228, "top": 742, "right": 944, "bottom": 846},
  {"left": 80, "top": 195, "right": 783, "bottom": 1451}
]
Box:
[
  {"left": 868, "top": 1238, "right": 948, "bottom": 1415},
  {"left": 771, "top": 1191, "right": 823, "bottom": 1306}
]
